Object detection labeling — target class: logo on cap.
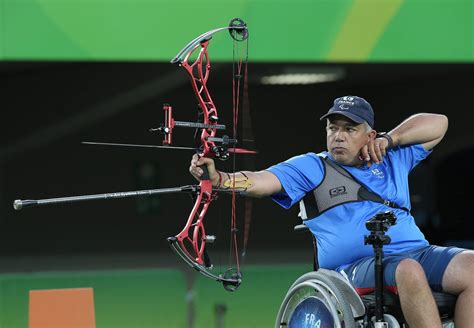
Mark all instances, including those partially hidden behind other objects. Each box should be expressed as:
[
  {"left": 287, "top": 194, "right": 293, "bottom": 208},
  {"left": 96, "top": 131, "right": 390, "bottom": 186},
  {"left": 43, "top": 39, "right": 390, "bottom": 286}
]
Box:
[
  {"left": 320, "top": 95, "right": 375, "bottom": 128},
  {"left": 337, "top": 96, "right": 355, "bottom": 108}
]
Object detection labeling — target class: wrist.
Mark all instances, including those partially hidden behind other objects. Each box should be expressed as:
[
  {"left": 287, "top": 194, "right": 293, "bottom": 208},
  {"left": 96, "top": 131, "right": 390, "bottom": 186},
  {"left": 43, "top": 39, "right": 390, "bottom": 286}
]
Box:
[
  {"left": 376, "top": 132, "right": 394, "bottom": 149},
  {"left": 214, "top": 171, "right": 223, "bottom": 188}
]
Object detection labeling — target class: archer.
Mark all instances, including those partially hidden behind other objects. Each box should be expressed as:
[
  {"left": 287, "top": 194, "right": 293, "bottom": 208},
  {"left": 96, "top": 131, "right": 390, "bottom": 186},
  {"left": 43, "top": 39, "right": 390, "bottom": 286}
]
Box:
[{"left": 190, "top": 95, "right": 474, "bottom": 328}]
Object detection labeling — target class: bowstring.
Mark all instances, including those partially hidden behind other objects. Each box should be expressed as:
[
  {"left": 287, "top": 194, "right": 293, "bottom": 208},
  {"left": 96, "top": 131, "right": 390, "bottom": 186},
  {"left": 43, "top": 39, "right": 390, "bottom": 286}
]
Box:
[
  {"left": 229, "top": 33, "right": 250, "bottom": 275},
  {"left": 230, "top": 37, "right": 239, "bottom": 272},
  {"left": 240, "top": 38, "right": 253, "bottom": 262}
]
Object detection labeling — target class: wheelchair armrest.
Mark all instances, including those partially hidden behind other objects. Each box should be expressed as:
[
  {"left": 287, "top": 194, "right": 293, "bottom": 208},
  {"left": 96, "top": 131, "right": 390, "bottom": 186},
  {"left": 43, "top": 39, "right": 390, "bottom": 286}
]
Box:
[{"left": 294, "top": 224, "right": 310, "bottom": 233}]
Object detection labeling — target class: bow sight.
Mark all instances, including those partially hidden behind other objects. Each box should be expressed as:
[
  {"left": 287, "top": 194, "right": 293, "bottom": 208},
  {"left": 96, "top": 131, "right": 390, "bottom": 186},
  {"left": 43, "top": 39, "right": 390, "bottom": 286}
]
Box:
[{"left": 151, "top": 103, "right": 239, "bottom": 161}]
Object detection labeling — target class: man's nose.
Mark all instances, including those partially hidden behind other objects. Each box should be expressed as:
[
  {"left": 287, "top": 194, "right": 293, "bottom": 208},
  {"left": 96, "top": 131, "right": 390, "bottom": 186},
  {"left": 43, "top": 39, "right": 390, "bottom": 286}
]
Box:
[{"left": 334, "top": 130, "right": 345, "bottom": 141}]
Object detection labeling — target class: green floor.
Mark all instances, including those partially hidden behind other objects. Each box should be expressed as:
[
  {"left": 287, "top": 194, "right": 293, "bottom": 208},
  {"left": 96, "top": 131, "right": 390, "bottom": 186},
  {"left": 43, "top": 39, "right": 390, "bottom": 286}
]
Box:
[{"left": 0, "top": 264, "right": 310, "bottom": 328}]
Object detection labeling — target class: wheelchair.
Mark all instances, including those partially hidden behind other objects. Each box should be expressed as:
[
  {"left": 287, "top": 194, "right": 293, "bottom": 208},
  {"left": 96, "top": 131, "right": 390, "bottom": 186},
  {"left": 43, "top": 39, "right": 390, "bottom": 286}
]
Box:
[{"left": 275, "top": 211, "right": 457, "bottom": 328}]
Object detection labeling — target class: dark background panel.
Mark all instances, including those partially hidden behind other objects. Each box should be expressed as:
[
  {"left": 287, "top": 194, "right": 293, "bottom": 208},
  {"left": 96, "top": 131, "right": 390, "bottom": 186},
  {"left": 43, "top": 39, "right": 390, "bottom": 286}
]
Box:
[{"left": 1, "top": 62, "right": 473, "bottom": 258}]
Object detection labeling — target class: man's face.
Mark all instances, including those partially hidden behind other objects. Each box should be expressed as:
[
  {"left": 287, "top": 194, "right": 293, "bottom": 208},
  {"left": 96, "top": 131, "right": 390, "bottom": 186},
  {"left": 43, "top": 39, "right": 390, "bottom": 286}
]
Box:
[{"left": 326, "top": 115, "right": 375, "bottom": 166}]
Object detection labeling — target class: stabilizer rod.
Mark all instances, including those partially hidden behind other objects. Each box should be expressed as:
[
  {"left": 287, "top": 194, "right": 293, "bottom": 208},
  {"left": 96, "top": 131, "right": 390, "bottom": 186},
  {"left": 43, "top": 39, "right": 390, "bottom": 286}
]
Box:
[{"left": 13, "top": 185, "right": 199, "bottom": 210}]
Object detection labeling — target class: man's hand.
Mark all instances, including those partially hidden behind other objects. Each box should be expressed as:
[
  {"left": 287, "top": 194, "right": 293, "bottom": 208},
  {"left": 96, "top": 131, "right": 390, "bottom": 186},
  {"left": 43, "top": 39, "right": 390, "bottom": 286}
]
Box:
[
  {"left": 360, "top": 137, "right": 390, "bottom": 166},
  {"left": 189, "top": 154, "right": 219, "bottom": 187}
]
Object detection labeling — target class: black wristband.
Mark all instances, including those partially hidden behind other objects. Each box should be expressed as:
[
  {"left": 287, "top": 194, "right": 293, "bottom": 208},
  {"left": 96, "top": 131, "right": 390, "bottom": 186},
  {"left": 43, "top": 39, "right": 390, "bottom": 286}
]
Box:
[{"left": 376, "top": 132, "right": 394, "bottom": 149}]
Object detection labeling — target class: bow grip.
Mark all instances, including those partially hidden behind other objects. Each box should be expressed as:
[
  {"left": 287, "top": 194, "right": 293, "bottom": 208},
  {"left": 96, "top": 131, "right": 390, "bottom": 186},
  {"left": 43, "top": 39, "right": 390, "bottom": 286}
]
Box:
[{"left": 199, "top": 165, "right": 210, "bottom": 181}]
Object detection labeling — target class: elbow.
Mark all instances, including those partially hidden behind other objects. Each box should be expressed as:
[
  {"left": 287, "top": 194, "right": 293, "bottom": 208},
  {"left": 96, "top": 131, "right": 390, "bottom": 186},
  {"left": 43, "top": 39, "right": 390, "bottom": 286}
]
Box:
[
  {"left": 432, "top": 114, "right": 448, "bottom": 145},
  {"left": 442, "top": 114, "right": 448, "bottom": 128},
  {"left": 426, "top": 113, "right": 448, "bottom": 136},
  {"left": 438, "top": 114, "right": 449, "bottom": 136},
  {"left": 251, "top": 192, "right": 267, "bottom": 199}
]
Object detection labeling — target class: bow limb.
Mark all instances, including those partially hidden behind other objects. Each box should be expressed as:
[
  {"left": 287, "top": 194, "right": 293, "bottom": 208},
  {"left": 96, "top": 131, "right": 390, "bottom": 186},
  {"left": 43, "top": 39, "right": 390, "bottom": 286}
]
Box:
[
  {"left": 173, "top": 173, "right": 212, "bottom": 262},
  {"left": 171, "top": 27, "right": 227, "bottom": 65},
  {"left": 168, "top": 171, "right": 242, "bottom": 291},
  {"left": 171, "top": 18, "right": 248, "bottom": 65},
  {"left": 180, "top": 39, "right": 217, "bottom": 158}
]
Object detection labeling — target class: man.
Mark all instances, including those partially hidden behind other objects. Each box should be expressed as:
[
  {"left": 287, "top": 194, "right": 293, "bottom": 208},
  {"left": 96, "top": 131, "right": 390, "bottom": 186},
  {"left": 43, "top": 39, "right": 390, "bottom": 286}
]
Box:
[{"left": 190, "top": 96, "right": 474, "bottom": 328}]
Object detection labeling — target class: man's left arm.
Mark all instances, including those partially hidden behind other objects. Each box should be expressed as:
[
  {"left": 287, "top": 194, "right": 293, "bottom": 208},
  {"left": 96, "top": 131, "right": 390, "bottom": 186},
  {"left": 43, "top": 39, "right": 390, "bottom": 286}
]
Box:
[{"left": 362, "top": 113, "right": 448, "bottom": 165}]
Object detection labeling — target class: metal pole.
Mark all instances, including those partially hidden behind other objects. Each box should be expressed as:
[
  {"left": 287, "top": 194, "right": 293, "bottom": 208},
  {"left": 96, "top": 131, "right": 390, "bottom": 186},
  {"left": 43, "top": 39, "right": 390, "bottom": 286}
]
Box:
[
  {"left": 13, "top": 185, "right": 198, "bottom": 210},
  {"left": 374, "top": 243, "right": 384, "bottom": 322}
]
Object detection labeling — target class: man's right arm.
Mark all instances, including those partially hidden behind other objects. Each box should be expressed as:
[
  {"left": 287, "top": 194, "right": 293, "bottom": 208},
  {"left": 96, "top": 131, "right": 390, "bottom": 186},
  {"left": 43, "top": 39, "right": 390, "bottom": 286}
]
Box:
[
  {"left": 388, "top": 113, "right": 448, "bottom": 151},
  {"left": 360, "top": 113, "right": 448, "bottom": 165},
  {"left": 189, "top": 155, "right": 282, "bottom": 198}
]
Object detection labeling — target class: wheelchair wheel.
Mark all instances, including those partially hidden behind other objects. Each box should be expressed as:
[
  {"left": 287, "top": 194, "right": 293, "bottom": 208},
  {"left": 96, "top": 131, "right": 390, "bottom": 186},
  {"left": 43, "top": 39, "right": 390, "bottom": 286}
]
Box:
[{"left": 276, "top": 271, "right": 356, "bottom": 328}]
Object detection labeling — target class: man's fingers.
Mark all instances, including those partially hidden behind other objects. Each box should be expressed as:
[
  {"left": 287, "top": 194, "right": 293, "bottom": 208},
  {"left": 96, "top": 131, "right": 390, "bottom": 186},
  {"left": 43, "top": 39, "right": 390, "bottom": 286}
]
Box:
[
  {"left": 189, "top": 154, "right": 206, "bottom": 180},
  {"left": 189, "top": 165, "right": 201, "bottom": 176},
  {"left": 190, "top": 155, "right": 209, "bottom": 169},
  {"left": 379, "top": 139, "right": 388, "bottom": 157},
  {"left": 190, "top": 154, "right": 200, "bottom": 167},
  {"left": 189, "top": 155, "right": 217, "bottom": 182},
  {"left": 374, "top": 139, "right": 389, "bottom": 162},
  {"left": 360, "top": 145, "right": 370, "bottom": 161},
  {"left": 369, "top": 142, "right": 381, "bottom": 163},
  {"left": 196, "top": 156, "right": 212, "bottom": 166},
  {"left": 380, "top": 142, "right": 387, "bottom": 157},
  {"left": 367, "top": 142, "right": 375, "bottom": 162},
  {"left": 374, "top": 143, "right": 383, "bottom": 163}
]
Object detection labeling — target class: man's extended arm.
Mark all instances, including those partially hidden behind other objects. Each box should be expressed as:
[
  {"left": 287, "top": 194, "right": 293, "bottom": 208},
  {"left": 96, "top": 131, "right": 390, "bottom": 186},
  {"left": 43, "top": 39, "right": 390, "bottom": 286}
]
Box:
[{"left": 189, "top": 155, "right": 282, "bottom": 198}]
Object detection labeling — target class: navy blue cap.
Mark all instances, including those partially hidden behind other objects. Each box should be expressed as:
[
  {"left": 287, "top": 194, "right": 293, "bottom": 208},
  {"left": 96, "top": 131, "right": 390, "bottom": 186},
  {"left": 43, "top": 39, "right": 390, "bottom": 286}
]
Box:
[{"left": 320, "top": 96, "right": 374, "bottom": 128}]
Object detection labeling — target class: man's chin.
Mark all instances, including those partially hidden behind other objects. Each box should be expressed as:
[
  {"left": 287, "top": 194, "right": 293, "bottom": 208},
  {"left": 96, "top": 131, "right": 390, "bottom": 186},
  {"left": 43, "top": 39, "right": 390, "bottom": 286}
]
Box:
[
  {"left": 331, "top": 152, "right": 347, "bottom": 163},
  {"left": 331, "top": 152, "right": 356, "bottom": 166}
]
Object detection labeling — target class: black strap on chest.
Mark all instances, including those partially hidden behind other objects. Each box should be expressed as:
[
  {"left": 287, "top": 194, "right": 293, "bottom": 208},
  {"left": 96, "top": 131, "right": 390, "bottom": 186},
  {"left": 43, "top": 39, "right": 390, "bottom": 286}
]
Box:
[{"left": 299, "top": 156, "right": 409, "bottom": 220}]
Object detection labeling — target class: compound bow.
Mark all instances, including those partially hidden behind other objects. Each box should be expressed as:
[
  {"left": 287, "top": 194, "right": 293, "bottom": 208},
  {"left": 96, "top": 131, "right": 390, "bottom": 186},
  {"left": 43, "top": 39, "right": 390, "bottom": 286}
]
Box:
[
  {"left": 163, "top": 18, "right": 251, "bottom": 291},
  {"left": 13, "top": 18, "right": 253, "bottom": 292}
]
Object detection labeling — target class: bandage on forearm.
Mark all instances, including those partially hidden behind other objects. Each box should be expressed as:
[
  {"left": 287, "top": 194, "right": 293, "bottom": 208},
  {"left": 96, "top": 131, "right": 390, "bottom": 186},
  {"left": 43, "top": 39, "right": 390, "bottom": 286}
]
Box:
[{"left": 223, "top": 172, "right": 253, "bottom": 191}]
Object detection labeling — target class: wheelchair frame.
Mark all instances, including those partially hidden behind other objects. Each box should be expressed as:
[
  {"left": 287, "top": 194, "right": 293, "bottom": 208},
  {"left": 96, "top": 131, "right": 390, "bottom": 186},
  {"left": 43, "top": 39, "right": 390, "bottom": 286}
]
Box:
[{"left": 275, "top": 211, "right": 456, "bottom": 328}]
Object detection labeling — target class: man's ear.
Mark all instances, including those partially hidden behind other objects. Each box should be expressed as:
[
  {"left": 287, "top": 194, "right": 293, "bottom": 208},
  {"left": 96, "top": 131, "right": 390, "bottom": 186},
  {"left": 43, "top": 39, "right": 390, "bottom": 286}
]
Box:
[{"left": 368, "top": 130, "right": 377, "bottom": 140}]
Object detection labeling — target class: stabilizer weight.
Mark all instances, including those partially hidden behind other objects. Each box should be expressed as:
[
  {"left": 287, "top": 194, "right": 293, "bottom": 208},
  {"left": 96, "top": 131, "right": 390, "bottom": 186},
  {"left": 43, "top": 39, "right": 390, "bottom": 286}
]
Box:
[{"left": 13, "top": 199, "right": 37, "bottom": 210}]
